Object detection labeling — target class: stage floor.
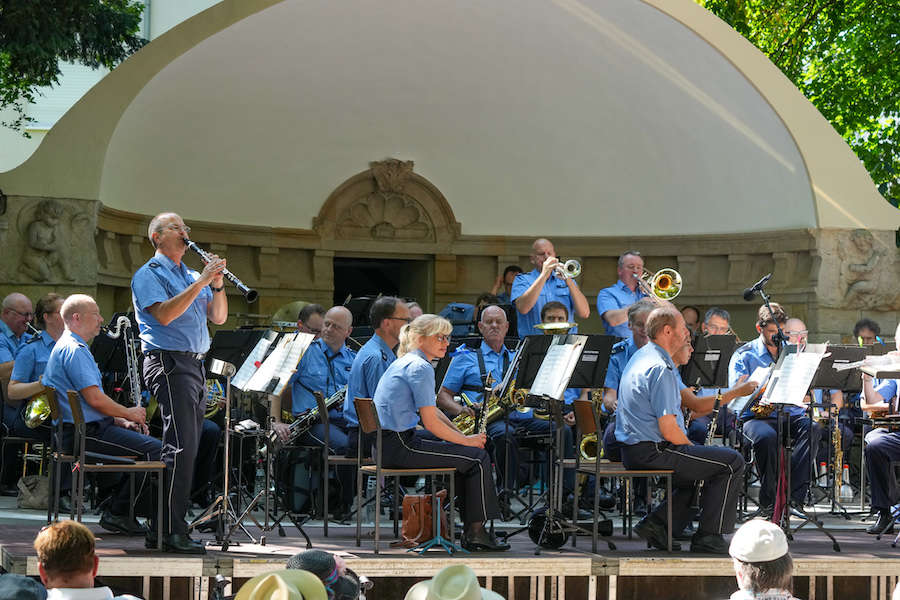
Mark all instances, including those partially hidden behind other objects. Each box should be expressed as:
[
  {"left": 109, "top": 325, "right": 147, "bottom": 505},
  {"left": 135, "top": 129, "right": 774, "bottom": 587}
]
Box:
[{"left": 2, "top": 498, "right": 898, "bottom": 599}]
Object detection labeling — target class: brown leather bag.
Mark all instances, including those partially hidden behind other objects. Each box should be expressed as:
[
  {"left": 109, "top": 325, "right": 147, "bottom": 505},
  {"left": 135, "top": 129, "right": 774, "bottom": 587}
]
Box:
[{"left": 391, "top": 489, "right": 449, "bottom": 548}]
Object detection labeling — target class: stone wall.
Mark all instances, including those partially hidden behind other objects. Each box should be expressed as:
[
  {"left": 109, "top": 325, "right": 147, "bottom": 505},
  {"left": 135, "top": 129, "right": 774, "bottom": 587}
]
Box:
[{"left": 1, "top": 163, "right": 896, "bottom": 343}]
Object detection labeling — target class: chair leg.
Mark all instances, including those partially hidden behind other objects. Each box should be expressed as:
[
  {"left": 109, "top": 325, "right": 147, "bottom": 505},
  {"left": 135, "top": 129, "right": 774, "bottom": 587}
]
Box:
[
  {"left": 355, "top": 470, "right": 363, "bottom": 547},
  {"left": 393, "top": 477, "right": 400, "bottom": 538},
  {"left": 593, "top": 472, "right": 600, "bottom": 554},
  {"left": 129, "top": 474, "right": 135, "bottom": 524},
  {"left": 323, "top": 455, "right": 329, "bottom": 537},
  {"left": 449, "top": 475, "right": 455, "bottom": 545},
  {"left": 374, "top": 475, "right": 381, "bottom": 554},
  {"left": 157, "top": 469, "right": 164, "bottom": 551},
  {"left": 666, "top": 475, "right": 672, "bottom": 552}
]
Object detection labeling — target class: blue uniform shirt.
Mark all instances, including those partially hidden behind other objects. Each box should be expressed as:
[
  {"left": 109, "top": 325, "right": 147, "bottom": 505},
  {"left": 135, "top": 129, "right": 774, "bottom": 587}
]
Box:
[
  {"left": 11, "top": 331, "right": 55, "bottom": 383},
  {"left": 43, "top": 330, "right": 109, "bottom": 425},
  {"left": 344, "top": 333, "right": 396, "bottom": 427},
  {"left": 614, "top": 342, "right": 686, "bottom": 444},
  {"left": 373, "top": 349, "right": 435, "bottom": 432},
  {"left": 131, "top": 251, "right": 213, "bottom": 354},
  {"left": 289, "top": 338, "right": 355, "bottom": 415},
  {"left": 510, "top": 269, "right": 578, "bottom": 337},
  {"left": 441, "top": 341, "right": 513, "bottom": 405},
  {"left": 596, "top": 280, "right": 646, "bottom": 339},
  {"left": 0, "top": 319, "right": 28, "bottom": 363},
  {"left": 871, "top": 379, "right": 898, "bottom": 409}
]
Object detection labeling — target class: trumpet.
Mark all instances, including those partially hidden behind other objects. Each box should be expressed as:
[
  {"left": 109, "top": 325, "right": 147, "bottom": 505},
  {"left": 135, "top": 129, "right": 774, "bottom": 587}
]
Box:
[
  {"left": 184, "top": 238, "right": 258, "bottom": 303},
  {"left": 633, "top": 268, "right": 682, "bottom": 302},
  {"left": 555, "top": 259, "right": 582, "bottom": 279}
]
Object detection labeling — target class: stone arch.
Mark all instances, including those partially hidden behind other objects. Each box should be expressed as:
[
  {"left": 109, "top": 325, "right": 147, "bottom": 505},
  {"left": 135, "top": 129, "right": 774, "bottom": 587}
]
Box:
[{"left": 313, "top": 159, "right": 461, "bottom": 252}]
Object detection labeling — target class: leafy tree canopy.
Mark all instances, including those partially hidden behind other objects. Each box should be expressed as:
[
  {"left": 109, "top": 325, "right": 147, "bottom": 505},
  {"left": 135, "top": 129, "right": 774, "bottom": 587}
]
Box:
[
  {"left": 0, "top": 0, "right": 145, "bottom": 134},
  {"left": 698, "top": 0, "right": 900, "bottom": 208}
]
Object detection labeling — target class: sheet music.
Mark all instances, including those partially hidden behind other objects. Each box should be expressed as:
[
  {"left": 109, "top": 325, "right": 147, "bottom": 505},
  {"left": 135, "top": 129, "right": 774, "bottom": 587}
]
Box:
[
  {"left": 231, "top": 336, "right": 274, "bottom": 391},
  {"left": 246, "top": 332, "right": 315, "bottom": 395},
  {"left": 530, "top": 335, "right": 586, "bottom": 400},
  {"left": 728, "top": 366, "right": 772, "bottom": 414},
  {"left": 762, "top": 349, "right": 827, "bottom": 407}
]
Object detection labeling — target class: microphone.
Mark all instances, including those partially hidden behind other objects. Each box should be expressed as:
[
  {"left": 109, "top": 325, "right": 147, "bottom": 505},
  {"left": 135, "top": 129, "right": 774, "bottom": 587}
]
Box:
[{"left": 742, "top": 273, "right": 772, "bottom": 301}]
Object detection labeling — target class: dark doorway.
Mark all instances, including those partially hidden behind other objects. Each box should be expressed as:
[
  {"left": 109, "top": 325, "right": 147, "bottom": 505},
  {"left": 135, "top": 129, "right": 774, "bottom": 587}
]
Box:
[{"left": 333, "top": 257, "right": 432, "bottom": 324}]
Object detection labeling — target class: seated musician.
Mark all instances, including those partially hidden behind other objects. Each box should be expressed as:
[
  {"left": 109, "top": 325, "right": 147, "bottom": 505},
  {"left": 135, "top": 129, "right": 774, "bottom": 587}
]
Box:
[
  {"left": 42, "top": 294, "right": 160, "bottom": 538},
  {"left": 596, "top": 250, "right": 648, "bottom": 340},
  {"left": 490, "top": 265, "right": 523, "bottom": 304},
  {"left": 680, "top": 305, "right": 701, "bottom": 337},
  {"left": 344, "top": 296, "right": 410, "bottom": 458},
  {"left": 274, "top": 306, "right": 356, "bottom": 519},
  {"left": 782, "top": 318, "right": 851, "bottom": 465},
  {"left": 728, "top": 304, "right": 819, "bottom": 516},
  {"left": 297, "top": 303, "right": 325, "bottom": 338},
  {"left": 6, "top": 293, "right": 64, "bottom": 441},
  {"left": 438, "top": 305, "right": 518, "bottom": 499},
  {"left": 682, "top": 307, "right": 733, "bottom": 443},
  {"left": 841, "top": 318, "right": 884, "bottom": 424},
  {"left": 616, "top": 305, "right": 747, "bottom": 553},
  {"left": 372, "top": 314, "right": 509, "bottom": 552},
  {"left": 511, "top": 238, "right": 590, "bottom": 337},
  {"left": 860, "top": 324, "right": 900, "bottom": 535},
  {"left": 1, "top": 292, "right": 35, "bottom": 491}
]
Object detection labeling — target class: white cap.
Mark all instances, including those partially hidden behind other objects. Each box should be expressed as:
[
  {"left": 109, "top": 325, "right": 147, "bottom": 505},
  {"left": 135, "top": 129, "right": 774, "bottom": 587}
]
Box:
[
  {"left": 404, "top": 565, "right": 504, "bottom": 600},
  {"left": 729, "top": 519, "right": 789, "bottom": 563}
]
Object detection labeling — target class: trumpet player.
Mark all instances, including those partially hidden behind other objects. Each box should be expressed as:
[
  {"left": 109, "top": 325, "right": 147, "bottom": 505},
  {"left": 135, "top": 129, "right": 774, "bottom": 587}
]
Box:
[
  {"left": 131, "top": 212, "right": 227, "bottom": 553},
  {"left": 511, "top": 238, "right": 589, "bottom": 337},
  {"left": 596, "top": 251, "right": 648, "bottom": 339},
  {"left": 728, "top": 304, "right": 819, "bottom": 517},
  {"left": 273, "top": 306, "right": 356, "bottom": 519}
]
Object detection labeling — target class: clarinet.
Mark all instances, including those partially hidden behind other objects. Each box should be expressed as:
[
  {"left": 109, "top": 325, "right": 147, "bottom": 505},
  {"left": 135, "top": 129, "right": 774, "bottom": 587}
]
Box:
[
  {"left": 690, "top": 391, "right": 722, "bottom": 510},
  {"left": 474, "top": 374, "right": 496, "bottom": 435}
]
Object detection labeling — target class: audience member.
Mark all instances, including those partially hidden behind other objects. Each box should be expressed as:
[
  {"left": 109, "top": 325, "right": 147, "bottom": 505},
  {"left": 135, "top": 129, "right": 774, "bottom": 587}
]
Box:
[
  {"left": 33, "top": 520, "right": 141, "bottom": 599},
  {"left": 404, "top": 565, "right": 503, "bottom": 600},
  {"left": 728, "top": 519, "right": 798, "bottom": 600},
  {"left": 0, "top": 573, "right": 46, "bottom": 600},
  {"left": 236, "top": 570, "right": 327, "bottom": 600},
  {"left": 285, "top": 549, "right": 369, "bottom": 600}
]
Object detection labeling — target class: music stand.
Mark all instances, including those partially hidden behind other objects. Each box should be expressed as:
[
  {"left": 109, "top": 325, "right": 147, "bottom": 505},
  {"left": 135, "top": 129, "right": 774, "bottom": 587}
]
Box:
[{"left": 680, "top": 334, "right": 738, "bottom": 389}]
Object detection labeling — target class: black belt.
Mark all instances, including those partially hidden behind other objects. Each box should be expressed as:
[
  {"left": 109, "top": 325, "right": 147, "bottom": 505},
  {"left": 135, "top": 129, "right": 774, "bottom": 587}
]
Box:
[
  {"left": 627, "top": 440, "right": 673, "bottom": 451},
  {"left": 145, "top": 349, "right": 206, "bottom": 361}
]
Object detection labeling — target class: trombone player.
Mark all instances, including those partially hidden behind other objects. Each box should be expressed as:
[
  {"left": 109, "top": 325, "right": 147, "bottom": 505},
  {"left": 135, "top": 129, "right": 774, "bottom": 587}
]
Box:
[{"left": 596, "top": 251, "right": 648, "bottom": 340}]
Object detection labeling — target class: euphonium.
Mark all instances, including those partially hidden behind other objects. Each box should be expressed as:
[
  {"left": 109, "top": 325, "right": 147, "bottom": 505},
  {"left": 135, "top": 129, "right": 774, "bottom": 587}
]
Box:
[
  {"left": 634, "top": 268, "right": 682, "bottom": 301},
  {"left": 24, "top": 390, "right": 51, "bottom": 429}
]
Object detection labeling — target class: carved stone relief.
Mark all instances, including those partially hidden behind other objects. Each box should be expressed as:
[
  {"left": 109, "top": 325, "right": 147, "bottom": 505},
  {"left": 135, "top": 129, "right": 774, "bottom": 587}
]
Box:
[
  {"left": 337, "top": 193, "right": 433, "bottom": 241},
  {"left": 816, "top": 228, "right": 900, "bottom": 310},
  {"left": 0, "top": 197, "right": 98, "bottom": 285}
]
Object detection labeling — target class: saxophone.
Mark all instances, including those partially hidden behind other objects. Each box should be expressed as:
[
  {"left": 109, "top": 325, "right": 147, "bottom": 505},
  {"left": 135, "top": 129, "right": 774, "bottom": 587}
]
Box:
[
  {"left": 456, "top": 375, "right": 503, "bottom": 435},
  {"left": 270, "top": 387, "right": 347, "bottom": 449},
  {"left": 832, "top": 409, "right": 843, "bottom": 502}
]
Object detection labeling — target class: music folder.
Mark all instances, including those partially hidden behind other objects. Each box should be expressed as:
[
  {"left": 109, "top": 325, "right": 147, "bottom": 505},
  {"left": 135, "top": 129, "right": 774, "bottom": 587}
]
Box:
[
  {"left": 244, "top": 332, "right": 316, "bottom": 395},
  {"left": 759, "top": 344, "right": 829, "bottom": 409}
]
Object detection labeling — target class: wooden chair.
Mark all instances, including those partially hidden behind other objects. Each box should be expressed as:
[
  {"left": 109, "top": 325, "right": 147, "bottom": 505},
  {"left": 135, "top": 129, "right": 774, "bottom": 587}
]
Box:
[
  {"left": 315, "top": 391, "right": 369, "bottom": 536},
  {"left": 353, "top": 397, "right": 455, "bottom": 554},
  {"left": 573, "top": 399, "right": 674, "bottom": 553},
  {"left": 44, "top": 388, "right": 76, "bottom": 523},
  {"left": 65, "top": 390, "right": 165, "bottom": 550}
]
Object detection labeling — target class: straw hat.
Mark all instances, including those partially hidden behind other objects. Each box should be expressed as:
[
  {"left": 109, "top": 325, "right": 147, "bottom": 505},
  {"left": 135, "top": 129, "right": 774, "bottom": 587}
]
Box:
[
  {"left": 236, "top": 569, "right": 328, "bottom": 600},
  {"left": 404, "top": 565, "right": 505, "bottom": 600}
]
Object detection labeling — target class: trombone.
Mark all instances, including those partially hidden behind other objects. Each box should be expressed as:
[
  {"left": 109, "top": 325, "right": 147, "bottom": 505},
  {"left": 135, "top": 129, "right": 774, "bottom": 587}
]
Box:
[{"left": 633, "top": 268, "right": 682, "bottom": 302}]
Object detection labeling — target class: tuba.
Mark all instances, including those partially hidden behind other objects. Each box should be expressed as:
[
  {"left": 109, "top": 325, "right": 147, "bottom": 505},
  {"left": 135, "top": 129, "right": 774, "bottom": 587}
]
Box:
[{"left": 634, "top": 268, "right": 682, "bottom": 302}]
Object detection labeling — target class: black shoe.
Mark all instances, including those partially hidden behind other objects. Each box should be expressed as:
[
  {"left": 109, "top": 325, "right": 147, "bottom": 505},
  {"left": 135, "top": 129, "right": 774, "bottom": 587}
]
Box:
[
  {"left": 675, "top": 523, "right": 696, "bottom": 541},
  {"left": 633, "top": 496, "right": 648, "bottom": 517},
  {"left": 57, "top": 494, "right": 72, "bottom": 514},
  {"left": 561, "top": 499, "right": 592, "bottom": 521},
  {"left": 146, "top": 532, "right": 206, "bottom": 554},
  {"left": 866, "top": 510, "right": 895, "bottom": 535},
  {"left": 689, "top": 531, "right": 729, "bottom": 554},
  {"left": 0, "top": 483, "right": 18, "bottom": 497},
  {"left": 100, "top": 511, "right": 148, "bottom": 536},
  {"left": 633, "top": 516, "right": 680, "bottom": 551},
  {"left": 460, "top": 529, "right": 511, "bottom": 552},
  {"left": 595, "top": 490, "right": 616, "bottom": 511}
]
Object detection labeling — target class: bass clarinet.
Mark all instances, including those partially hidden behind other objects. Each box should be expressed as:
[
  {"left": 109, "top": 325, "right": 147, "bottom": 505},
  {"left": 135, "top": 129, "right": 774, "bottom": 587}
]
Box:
[{"left": 270, "top": 387, "right": 347, "bottom": 450}]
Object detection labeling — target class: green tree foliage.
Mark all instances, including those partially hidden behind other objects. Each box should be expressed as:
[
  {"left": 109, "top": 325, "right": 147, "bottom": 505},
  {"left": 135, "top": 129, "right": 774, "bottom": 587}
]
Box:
[
  {"left": 698, "top": 0, "right": 900, "bottom": 208},
  {"left": 0, "top": 0, "right": 145, "bottom": 134}
]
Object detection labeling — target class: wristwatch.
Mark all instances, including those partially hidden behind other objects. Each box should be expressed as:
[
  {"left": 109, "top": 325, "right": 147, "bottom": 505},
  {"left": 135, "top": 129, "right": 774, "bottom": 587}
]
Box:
[{"left": 211, "top": 285, "right": 224, "bottom": 292}]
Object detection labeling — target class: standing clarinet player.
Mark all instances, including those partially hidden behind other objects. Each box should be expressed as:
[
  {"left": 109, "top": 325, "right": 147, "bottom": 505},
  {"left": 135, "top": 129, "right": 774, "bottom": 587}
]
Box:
[{"left": 131, "top": 212, "right": 228, "bottom": 554}]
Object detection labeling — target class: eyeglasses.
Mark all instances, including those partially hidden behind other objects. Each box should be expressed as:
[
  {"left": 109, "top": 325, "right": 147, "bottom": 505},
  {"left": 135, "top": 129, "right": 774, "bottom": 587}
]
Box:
[
  {"left": 433, "top": 334, "right": 450, "bottom": 343},
  {"left": 7, "top": 308, "right": 34, "bottom": 319},
  {"left": 165, "top": 224, "right": 191, "bottom": 234},
  {"left": 385, "top": 316, "right": 413, "bottom": 323}
]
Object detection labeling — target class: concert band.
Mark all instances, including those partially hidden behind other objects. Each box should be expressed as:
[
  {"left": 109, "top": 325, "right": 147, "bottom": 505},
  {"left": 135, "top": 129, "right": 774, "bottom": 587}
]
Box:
[{"left": 3, "top": 235, "right": 899, "bottom": 557}]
